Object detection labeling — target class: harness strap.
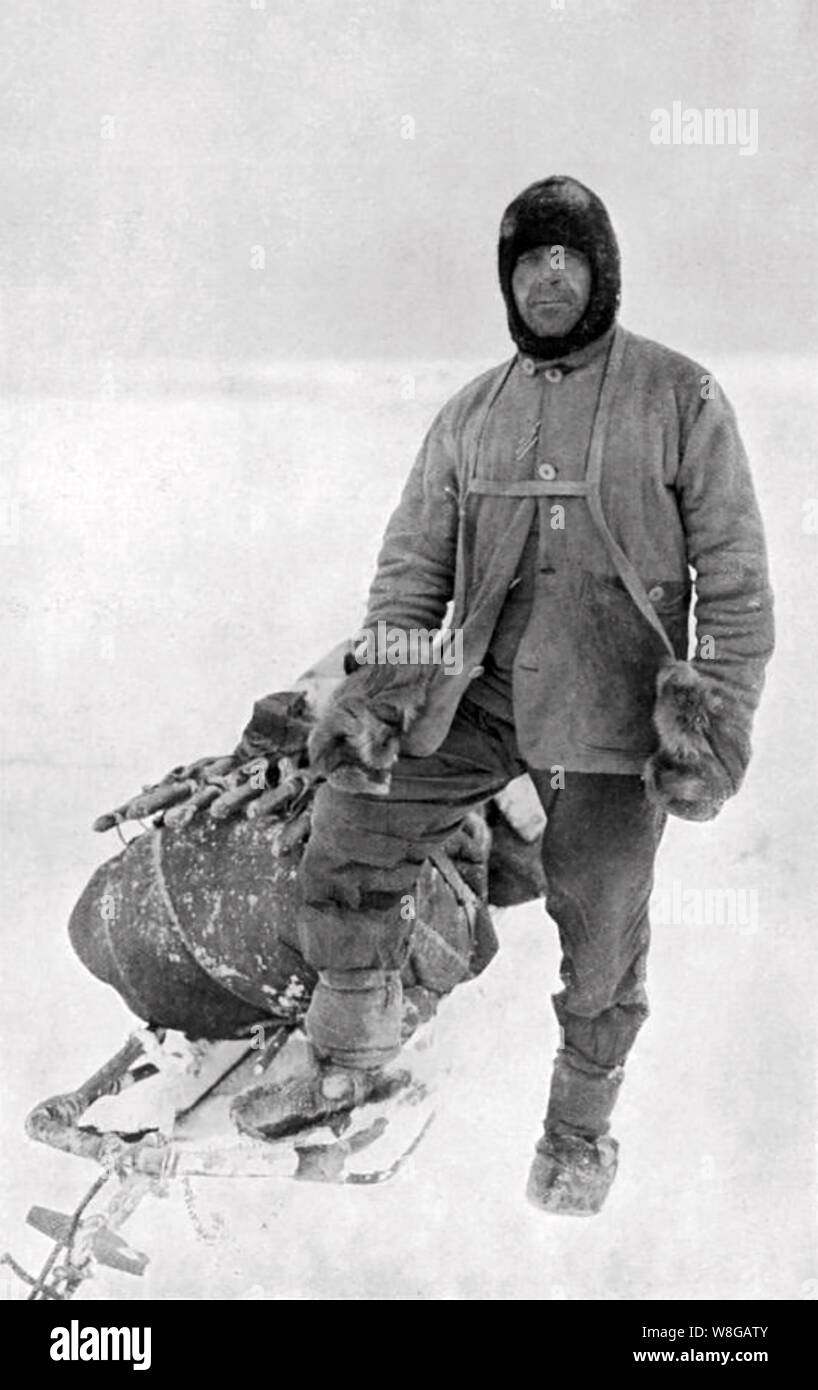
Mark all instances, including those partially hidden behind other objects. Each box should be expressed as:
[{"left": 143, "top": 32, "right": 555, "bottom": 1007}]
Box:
[
  {"left": 429, "top": 848, "right": 479, "bottom": 925},
  {"left": 429, "top": 848, "right": 499, "bottom": 976},
  {"left": 452, "top": 359, "right": 517, "bottom": 617},
  {"left": 462, "top": 328, "right": 676, "bottom": 660},
  {"left": 584, "top": 329, "right": 676, "bottom": 657},
  {"left": 468, "top": 479, "right": 590, "bottom": 497}
]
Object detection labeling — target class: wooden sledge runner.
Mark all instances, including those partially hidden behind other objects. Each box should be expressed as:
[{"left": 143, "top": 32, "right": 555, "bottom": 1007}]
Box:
[{"left": 8, "top": 1018, "right": 438, "bottom": 1300}]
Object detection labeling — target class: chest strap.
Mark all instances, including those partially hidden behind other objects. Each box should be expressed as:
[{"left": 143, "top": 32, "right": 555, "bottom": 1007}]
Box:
[
  {"left": 583, "top": 330, "right": 675, "bottom": 658},
  {"left": 464, "top": 328, "right": 676, "bottom": 659},
  {"left": 467, "top": 479, "right": 590, "bottom": 497}
]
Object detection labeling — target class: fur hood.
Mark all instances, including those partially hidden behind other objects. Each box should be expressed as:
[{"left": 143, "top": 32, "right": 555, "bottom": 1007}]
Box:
[{"left": 498, "top": 175, "right": 621, "bottom": 359}]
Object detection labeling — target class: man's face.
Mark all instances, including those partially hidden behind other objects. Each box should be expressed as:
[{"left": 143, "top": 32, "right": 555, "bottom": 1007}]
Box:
[{"left": 511, "top": 245, "right": 592, "bottom": 340}]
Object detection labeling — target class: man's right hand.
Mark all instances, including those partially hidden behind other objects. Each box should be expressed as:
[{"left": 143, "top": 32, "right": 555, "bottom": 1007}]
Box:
[{"left": 307, "top": 657, "right": 431, "bottom": 797}]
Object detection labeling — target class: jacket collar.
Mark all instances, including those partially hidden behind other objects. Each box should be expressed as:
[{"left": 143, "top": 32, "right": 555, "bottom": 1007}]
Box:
[{"left": 516, "top": 322, "right": 616, "bottom": 377}]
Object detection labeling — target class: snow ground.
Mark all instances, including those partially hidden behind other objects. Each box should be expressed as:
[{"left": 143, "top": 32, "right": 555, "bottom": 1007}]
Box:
[{"left": 1, "top": 355, "right": 816, "bottom": 1301}]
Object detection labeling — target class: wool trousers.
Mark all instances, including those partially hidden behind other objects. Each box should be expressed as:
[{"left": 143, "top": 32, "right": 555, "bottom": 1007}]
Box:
[{"left": 296, "top": 697, "right": 666, "bottom": 1075}]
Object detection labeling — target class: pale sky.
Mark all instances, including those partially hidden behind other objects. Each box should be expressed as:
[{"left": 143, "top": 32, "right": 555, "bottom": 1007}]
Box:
[{"left": 1, "top": 0, "right": 815, "bottom": 385}]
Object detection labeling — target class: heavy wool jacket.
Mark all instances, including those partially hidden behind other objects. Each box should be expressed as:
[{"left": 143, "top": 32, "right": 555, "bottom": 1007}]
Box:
[{"left": 363, "top": 325, "right": 774, "bottom": 786}]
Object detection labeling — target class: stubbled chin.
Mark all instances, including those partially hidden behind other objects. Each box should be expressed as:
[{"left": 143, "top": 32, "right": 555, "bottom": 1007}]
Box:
[{"left": 527, "top": 308, "right": 577, "bottom": 335}]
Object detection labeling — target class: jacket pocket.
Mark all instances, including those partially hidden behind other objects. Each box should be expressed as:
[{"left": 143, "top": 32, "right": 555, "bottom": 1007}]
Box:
[
  {"left": 573, "top": 574, "right": 689, "bottom": 753},
  {"left": 643, "top": 578, "right": 691, "bottom": 658}
]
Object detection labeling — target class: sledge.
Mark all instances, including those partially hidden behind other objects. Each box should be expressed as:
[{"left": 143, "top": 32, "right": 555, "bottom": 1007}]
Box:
[
  {"left": 6, "top": 1018, "right": 439, "bottom": 1300},
  {"left": 3, "top": 649, "right": 545, "bottom": 1300}
]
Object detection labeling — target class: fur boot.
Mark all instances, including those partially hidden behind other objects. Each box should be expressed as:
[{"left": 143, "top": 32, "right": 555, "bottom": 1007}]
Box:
[
  {"left": 526, "top": 1133, "right": 619, "bottom": 1216},
  {"left": 526, "top": 1052, "right": 624, "bottom": 1216}
]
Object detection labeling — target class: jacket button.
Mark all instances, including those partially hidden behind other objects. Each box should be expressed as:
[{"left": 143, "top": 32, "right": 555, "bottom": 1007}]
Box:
[
  {"left": 544, "top": 367, "right": 563, "bottom": 383},
  {"left": 521, "top": 357, "right": 536, "bottom": 376},
  {"left": 648, "top": 584, "right": 665, "bottom": 603},
  {"left": 537, "top": 462, "right": 557, "bottom": 481},
  {"left": 468, "top": 666, "right": 484, "bottom": 680}
]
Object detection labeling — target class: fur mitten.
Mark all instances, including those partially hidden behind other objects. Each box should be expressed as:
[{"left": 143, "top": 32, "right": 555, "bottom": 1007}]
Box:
[
  {"left": 643, "top": 660, "right": 751, "bottom": 822},
  {"left": 233, "top": 690, "right": 313, "bottom": 762},
  {"left": 307, "top": 657, "right": 431, "bottom": 796}
]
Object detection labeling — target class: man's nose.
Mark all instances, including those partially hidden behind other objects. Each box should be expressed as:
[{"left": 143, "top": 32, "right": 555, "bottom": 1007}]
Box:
[{"left": 535, "top": 263, "right": 562, "bottom": 286}]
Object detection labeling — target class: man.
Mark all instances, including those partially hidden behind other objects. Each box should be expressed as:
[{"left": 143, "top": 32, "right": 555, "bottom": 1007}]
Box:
[{"left": 255, "top": 175, "right": 775, "bottom": 1214}]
